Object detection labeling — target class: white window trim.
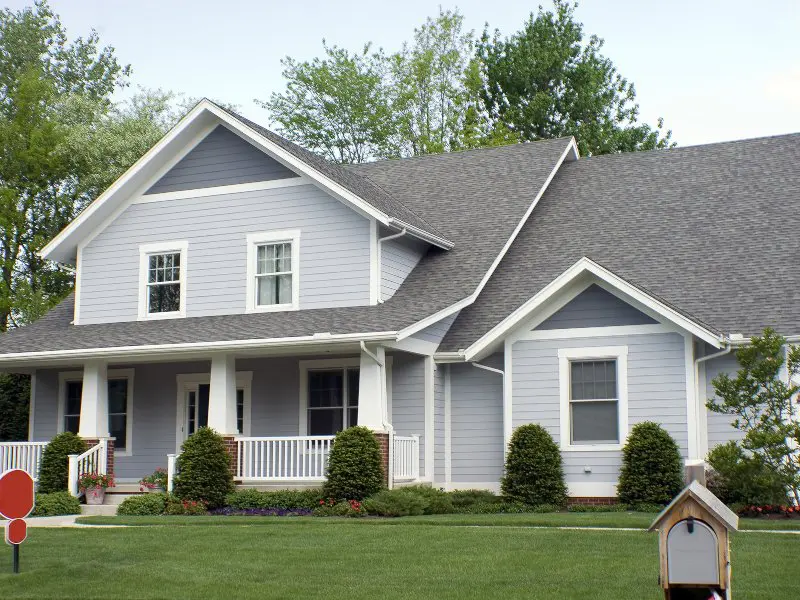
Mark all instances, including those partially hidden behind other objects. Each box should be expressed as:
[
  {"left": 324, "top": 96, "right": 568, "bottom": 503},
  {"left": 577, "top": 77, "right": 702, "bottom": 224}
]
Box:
[
  {"left": 174, "top": 372, "right": 253, "bottom": 453},
  {"left": 558, "top": 346, "right": 628, "bottom": 452},
  {"left": 138, "top": 241, "right": 188, "bottom": 320},
  {"left": 298, "top": 357, "right": 393, "bottom": 436},
  {"left": 57, "top": 369, "right": 135, "bottom": 456},
  {"left": 245, "top": 230, "right": 300, "bottom": 313}
]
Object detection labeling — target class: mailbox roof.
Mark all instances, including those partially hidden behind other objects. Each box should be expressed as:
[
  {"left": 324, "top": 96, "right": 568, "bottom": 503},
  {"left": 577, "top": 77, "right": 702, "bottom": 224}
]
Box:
[{"left": 649, "top": 481, "right": 739, "bottom": 532}]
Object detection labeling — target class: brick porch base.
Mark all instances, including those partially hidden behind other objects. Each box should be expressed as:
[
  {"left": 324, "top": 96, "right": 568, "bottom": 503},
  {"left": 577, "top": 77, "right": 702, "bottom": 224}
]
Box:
[{"left": 81, "top": 437, "right": 115, "bottom": 476}]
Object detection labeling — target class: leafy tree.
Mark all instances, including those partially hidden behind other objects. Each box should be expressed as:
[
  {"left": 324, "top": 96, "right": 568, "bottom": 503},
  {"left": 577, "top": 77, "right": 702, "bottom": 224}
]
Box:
[
  {"left": 707, "top": 328, "right": 800, "bottom": 503},
  {"left": 477, "top": 1, "right": 673, "bottom": 156},
  {"left": 0, "top": 372, "right": 29, "bottom": 440}
]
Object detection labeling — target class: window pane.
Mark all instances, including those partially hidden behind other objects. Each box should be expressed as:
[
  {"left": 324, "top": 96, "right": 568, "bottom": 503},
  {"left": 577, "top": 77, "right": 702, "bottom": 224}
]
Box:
[
  {"left": 309, "top": 409, "right": 343, "bottom": 435},
  {"left": 66, "top": 381, "right": 82, "bottom": 415},
  {"left": 347, "top": 407, "right": 358, "bottom": 429},
  {"left": 198, "top": 384, "right": 210, "bottom": 429},
  {"left": 148, "top": 282, "right": 180, "bottom": 313},
  {"left": 109, "top": 414, "right": 127, "bottom": 450},
  {"left": 347, "top": 369, "right": 359, "bottom": 408},
  {"left": 187, "top": 391, "right": 196, "bottom": 436},
  {"left": 64, "top": 415, "right": 80, "bottom": 435},
  {"left": 571, "top": 401, "right": 619, "bottom": 443},
  {"left": 309, "top": 371, "right": 343, "bottom": 408},
  {"left": 237, "top": 388, "right": 244, "bottom": 435},
  {"left": 570, "top": 360, "right": 616, "bottom": 400},
  {"left": 108, "top": 379, "right": 127, "bottom": 414}
]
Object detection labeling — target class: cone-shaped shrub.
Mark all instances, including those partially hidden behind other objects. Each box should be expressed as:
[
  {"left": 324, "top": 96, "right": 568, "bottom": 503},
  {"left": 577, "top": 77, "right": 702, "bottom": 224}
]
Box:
[
  {"left": 38, "top": 432, "right": 87, "bottom": 493},
  {"left": 501, "top": 424, "right": 567, "bottom": 506},
  {"left": 173, "top": 427, "right": 233, "bottom": 509},
  {"left": 617, "top": 421, "right": 683, "bottom": 506},
  {"left": 324, "top": 426, "right": 384, "bottom": 500}
]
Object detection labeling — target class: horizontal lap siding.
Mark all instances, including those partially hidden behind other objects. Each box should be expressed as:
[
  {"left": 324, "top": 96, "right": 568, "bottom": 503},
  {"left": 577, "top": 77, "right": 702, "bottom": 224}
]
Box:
[
  {"left": 450, "top": 353, "right": 504, "bottom": 483},
  {"left": 80, "top": 183, "right": 371, "bottom": 323},
  {"left": 391, "top": 353, "right": 426, "bottom": 477},
  {"left": 704, "top": 352, "right": 745, "bottom": 448},
  {"left": 146, "top": 126, "right": 297, "bottom": 194},
  {"left": 238, "top": 356, "right": 300, "bottom": 437},
  {"left": 380, "top": 234, "right": 427, "bottom": 300},
  {"left": 31, "top": 370, "right": 59, "bottom": 442},
  {"left": 512, "top": 333, "right": 687, "bottom": 486},
  {"left": 535, "top": 284, "right": 657, "bottom": 330}
]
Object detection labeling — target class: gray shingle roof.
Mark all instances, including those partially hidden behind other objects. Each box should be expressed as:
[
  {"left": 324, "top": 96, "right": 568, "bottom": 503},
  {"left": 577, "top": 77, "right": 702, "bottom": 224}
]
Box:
[{"left": 441, "top": 132, "right": 800, "bottom": 351}]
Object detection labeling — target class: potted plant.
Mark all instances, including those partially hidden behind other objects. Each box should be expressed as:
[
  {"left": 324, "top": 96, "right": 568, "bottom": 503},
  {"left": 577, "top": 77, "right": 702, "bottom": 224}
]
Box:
[
  {"left": 139, "top": 468, "right": 168, "bottom": 493},
  {"left": 79, "top": 472, "right": 114, "bottom": 505}
]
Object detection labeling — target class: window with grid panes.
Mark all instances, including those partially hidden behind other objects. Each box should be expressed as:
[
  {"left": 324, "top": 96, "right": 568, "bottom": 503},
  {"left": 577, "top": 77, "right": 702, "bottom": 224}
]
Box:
[
  {"left": 146, "top": 252, "right": 181, "bottom": 313},
  {"left": 307, "top": 368, "right": 359, "bottom": 435},
  {"left": 255, "top": 242, "right": 292, "bottom": 306},
  {"left": 569, "top": 360, "right": 619, "bottom": 444}
]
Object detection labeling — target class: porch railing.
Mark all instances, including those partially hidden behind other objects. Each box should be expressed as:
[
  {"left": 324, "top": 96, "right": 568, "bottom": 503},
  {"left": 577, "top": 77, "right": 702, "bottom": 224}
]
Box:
[
  {"left": 0, "top": 441, "right": 48, "bottom": 481},
  {"left": 68, "top": 439, "right": 108, "bottom": 496},
  {"left": 236, "top": 436, "right": 335, "bottom": 481},
  {"left": 392, "top": 435, "right": 420, "bottom": 482}
]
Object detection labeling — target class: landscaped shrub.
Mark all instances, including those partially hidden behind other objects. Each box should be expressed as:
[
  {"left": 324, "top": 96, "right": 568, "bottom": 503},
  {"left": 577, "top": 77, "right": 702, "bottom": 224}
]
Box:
[
  {"left": 363, "top": 488, "right": 427, "bottom": 517},
  {"left": 165, "top": 497, "right": 208, "bottom": 515},
  {"left": 31, "top": 492, "right": 81, "bottom": 516},
  {"left": 501, "top": 424, "right": 568, "bottom": 506},
  {"left": 225, "top": 488, "right": 322, "bottom": 510},
  {"left": 312, "top": 498, "right": 365, "bottom": 517},
  {"left": 173, "top": 427, "right": 233, "bottom": 509},
  {"left": 568, "top": 503, "right": 629, "bottom": 513},
  {"left": 617, "top": 422, "right": 683, "bottom": 506},
  {"left": 37, "top": 432, "right": 87, "bottom": 493},
  {"left": 706, "top": 441, "right": 789, "bottom": 506},
  {"left": 324, "top": 426, "right": 384, "bottom": 500},
  {"left": 449, "top": 489, "right": 502, "bottom": 509},
  {"left": 398, "top": 485, "right": 454, "bottom": 514},
  {"left": 117, "top": 493, "right": 167, "bottom": 516}
]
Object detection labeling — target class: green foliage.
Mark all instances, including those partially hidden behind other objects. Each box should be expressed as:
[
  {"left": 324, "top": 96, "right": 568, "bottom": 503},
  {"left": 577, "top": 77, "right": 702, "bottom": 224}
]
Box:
[
  {"left": 31, "top": 491, "right": 80, "bottom": 516},
  {"left": 165, "top": 496, "right": 208, "bottom": 516},
  {"left": 173, "top": 427, "right": 234, "bottom": 509},
  {"left": 617, "top": 422, "right": 683, "bottom": 506},
  {"left": 37, "top": 432, "right": 86, "bottom": 493},
  {"left": 501, "top": 424, "right": 568, "bottom": 506},
  {"left": 449, "top": 489, "right": 502, "bottom": 508},
  {"left": 568, "top": 503, "right": 628, "bottom": 513},
  {"left": 707, "top": 328, "right": 800, "bottom": 503},
  {"left": 312, "top": 499, "right": 365, "bottom": 517},
  {"left": 478, "top": 1, "right": 672, "bottom": 156},
  {"left": 363, "top": 488, "right": 428, "bottom": 517},
  {"left": 0, "top": 373, "right": 29, "bottom": 440},
  {"left": 323, "top": 426, "right": 384, "bottom": 500},
  {"left": 707, "top": 442, "right": 789, "bottom": 506},
  {"left": 225, "top": 488, "right": 322, "bottom": 510},
  {"left": 117, "top": 493, "right": 167, "bottom": 516}
]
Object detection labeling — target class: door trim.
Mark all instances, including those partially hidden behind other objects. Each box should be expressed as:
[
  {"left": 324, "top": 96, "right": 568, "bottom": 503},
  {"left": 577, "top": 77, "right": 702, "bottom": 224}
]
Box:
[{"left": 175, "top": 371, "right": 253, "bottom": 452}]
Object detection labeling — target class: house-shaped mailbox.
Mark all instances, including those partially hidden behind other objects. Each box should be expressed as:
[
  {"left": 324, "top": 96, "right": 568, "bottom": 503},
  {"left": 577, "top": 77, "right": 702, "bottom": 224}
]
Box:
[{"left": 649, "top": 481, "right": 739, "bottom": 600}]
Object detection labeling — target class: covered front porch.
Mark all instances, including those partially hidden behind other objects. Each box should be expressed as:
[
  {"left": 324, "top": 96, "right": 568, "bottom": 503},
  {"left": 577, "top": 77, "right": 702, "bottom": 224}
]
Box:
[{"left": 13, "top": 343, "right": 427, "bottom": 492}]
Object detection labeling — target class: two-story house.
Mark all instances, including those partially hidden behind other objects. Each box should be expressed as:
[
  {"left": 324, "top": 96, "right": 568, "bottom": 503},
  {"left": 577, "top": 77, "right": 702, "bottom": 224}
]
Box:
[{"left": 1, "top": 99, "right": 798, "bottom": 501}]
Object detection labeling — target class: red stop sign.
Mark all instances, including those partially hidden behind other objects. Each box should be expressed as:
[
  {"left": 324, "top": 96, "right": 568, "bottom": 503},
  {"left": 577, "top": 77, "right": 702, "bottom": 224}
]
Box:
[
  {"left": 0, "top": 470, "right": 35, "bottom": 520},
  {"left": 5, "top": 519, "right": 26, "bottom": 545}
]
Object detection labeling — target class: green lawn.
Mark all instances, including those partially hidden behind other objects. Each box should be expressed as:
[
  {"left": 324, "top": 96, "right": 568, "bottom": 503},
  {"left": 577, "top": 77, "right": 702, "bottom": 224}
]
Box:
[{"left": 0, "top": 518, "right": 798, "bottom": 599}]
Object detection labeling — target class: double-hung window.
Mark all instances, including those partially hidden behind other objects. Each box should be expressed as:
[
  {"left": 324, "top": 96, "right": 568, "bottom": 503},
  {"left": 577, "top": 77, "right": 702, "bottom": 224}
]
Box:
[
  {"left": 138, "top": 241, "right": 188, "bottom": 319},
  {"left": 246, "top": 230, "right": 300, "bottom": 312},
  {"left": 559, "top": 347, "right": 628, "bottom": 450},
  {"left": 306, "top": 368, "right": 359, "bottom": 435}
]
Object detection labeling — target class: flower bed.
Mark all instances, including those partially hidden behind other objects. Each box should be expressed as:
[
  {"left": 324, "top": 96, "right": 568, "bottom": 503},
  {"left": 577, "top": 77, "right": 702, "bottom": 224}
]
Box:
[
  {"left": 735, "top": 504, "right": 800, "bottom": 519},
  {"left": 210, "top": 507, "right": 314, "bottom": 517}
]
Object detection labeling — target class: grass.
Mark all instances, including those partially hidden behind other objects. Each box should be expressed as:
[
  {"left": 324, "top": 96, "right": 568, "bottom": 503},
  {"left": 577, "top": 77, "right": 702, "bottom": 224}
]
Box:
[
  {"left": 0, "top": 517, "right": 797, "bottom": 599},
  {"left": 75, "top": 511, "right": 800, "bottom": 530}
]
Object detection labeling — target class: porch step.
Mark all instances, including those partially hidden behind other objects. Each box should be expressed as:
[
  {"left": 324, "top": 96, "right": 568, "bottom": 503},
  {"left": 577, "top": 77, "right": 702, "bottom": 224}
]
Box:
[
  {"left": 103, "top": 492, "right": 144, "bottom": 505},
  {"left": 81, "top": 504, "right": 118, "bottom": 516},
  {"left": 109, "top": 483, "right": 145, "bottom": 494}
]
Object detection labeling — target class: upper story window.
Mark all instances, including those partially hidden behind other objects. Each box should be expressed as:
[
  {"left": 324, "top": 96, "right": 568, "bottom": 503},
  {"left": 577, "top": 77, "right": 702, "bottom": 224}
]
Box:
[
  {"left": 138, "top": 241, "right": 188, "bottom": 320},
  {"left": 246, "top": 230, "right": 300, "bottom": 312}
]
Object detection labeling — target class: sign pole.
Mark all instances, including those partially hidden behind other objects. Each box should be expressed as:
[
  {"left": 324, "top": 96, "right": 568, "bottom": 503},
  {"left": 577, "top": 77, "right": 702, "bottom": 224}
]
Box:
[{"left": 12, "top": 543, "right": 19, "bottom": 574}]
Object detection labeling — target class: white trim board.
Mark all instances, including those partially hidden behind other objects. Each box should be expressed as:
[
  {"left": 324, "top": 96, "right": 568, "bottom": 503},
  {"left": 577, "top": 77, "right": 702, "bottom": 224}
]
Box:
[{"left": 133, "top": 177, "right": 311, "bottom": 204}]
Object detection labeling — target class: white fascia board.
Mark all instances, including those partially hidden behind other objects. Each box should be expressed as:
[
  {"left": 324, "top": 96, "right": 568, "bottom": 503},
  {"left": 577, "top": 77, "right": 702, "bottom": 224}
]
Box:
[
  {"left": 0, "top": 330, "right": 398, "bottom": 366},
  {"left": 396, "top": 137, "right": 578, "bottom": 342},
  {"left": 464, "top": 257, "right": 725, "bottom": 361}
]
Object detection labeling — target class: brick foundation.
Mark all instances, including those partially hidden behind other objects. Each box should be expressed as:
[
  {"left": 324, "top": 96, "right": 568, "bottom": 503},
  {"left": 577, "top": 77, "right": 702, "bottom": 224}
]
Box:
[
  {"left": 222, "top": 436, "right": 239, "bottom": 479},
  {"left": 375, "top": 432, "right": 390, "bottom": 486},
  {"left": 81, "top": 437, "right": 115, "bottom": 477},
  {"left": 567, "top": 496, "right": 618, "bottom": 506}
]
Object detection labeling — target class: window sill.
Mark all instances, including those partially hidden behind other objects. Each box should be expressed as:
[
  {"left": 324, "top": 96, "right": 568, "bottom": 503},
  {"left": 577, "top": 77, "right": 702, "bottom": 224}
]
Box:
[
  {"left": 138, "top": 310, "right": 185, "bottom": 321},
  {"left": 561, "top": 443, "right": 623, "bottom": 452},
  {"left": 246, "top": 303, "right": 298, "bottom": 314},
  {"left": 114, "top": 450, "right": 132, "bottom": 457}
]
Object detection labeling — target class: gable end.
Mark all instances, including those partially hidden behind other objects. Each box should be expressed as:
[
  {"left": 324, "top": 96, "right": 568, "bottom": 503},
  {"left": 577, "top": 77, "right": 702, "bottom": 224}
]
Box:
[{"left": 535, "top": 284, "right": 657, "bottom": 330}]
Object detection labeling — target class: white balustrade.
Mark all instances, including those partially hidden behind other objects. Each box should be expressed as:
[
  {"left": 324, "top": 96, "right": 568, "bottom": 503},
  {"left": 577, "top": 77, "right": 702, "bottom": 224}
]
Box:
[
  {"left": 392, "top": 435, "right": 420, "bottom": 482},
  {"left": 236, "top": 436, "right": 334, "bottom": 481},
  {"left": 167, "top": 453, "right": 178, "bottom": 493},
  {"left": 0, "top": 442, "right": 48, "bottom": 481},
  {"left": 68, "top": 439, "right": 108, "bottom": 497}
]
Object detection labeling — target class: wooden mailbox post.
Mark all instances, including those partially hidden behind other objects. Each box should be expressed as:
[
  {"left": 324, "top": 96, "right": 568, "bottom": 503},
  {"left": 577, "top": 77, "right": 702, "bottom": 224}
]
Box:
[{"left": 649, "top": 481, "right": 738, "bottom": 600}]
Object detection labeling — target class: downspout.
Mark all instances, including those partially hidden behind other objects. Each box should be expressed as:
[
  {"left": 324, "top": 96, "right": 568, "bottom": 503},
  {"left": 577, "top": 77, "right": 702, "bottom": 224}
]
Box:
[
  {"left": 472, "top": 362, "right": 509, "bottom": 458},
  {"left": 360, "top": 341, "right": 395, "bottom": 487},
  {"left": 693, "top": 342, "right": 732, "bottom": 463},
  {"left": 376, "top": 228, "right": 407, "bottom": 303}
]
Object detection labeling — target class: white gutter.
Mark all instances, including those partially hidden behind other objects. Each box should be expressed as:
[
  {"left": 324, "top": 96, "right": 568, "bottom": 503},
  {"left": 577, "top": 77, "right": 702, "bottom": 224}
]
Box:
[
  {"left": 387, "top": 220, "right": 452, "bottom": 250},
  {"left": 359, "top": 341, "right": 393, "bottom": 433},
  {"left": 377, "top": 228, "right": 408, "bottom": 303},
  {"left": 693, "top": 343, "right": 733, "bottom": 460}
]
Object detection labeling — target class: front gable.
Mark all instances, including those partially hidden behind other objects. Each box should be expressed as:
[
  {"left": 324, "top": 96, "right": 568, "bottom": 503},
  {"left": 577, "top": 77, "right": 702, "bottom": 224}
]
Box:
[{"left": 534, "top": 284, "right": 657, "bottom": 330}]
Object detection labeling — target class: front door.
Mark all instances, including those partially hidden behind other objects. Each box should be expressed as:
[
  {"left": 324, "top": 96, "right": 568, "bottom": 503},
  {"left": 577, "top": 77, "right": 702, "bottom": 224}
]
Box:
[{"left": 179, "top": 383, "right": 245, "bottom": 446}]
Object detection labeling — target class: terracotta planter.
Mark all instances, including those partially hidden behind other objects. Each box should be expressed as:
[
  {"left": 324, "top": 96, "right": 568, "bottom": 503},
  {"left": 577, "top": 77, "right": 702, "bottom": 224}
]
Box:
[
  {"left": 146, "top": 486, "right": 165, "bottom": 494},
  {"left": 84, "top": 486, "right": 106, "bottom": 505}
]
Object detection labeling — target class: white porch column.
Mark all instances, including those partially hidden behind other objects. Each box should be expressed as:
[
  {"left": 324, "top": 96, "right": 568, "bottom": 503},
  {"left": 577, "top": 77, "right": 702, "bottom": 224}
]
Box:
[
  {"left": 78, "top": 360, "right": 109, "bottom": 438},
  {"left": 357, "top": 344, "right": 388, "bottom": 431},
  {"left": 208, "top": 354, "right": 238, "bottom": 435}
]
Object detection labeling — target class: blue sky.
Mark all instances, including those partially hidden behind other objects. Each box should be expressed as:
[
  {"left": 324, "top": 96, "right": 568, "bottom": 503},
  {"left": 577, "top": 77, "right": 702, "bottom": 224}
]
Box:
[{"left": 14, "top": 0, "right": 800, "bottom": 147}]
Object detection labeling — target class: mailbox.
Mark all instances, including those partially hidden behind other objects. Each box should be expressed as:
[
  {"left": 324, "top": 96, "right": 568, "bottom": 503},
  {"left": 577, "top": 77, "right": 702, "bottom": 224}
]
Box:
[{"left": 649, "top": 481, "right": 738, "bottom": 600}]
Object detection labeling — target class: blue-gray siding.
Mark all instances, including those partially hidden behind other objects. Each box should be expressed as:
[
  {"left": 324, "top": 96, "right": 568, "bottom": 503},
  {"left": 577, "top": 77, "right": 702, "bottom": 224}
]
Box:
[
  {"left": 450, "top": 353, "right": 504, "bottom": 483},
  {"left": 704, "top": 352, "right": 745, "bottom": 448},
  {"left": 410, "top": 311, "right": 459, "bottom": 347},
  {"left": 512, "top": 333, "right": 687, "bottom": 487},
  {"left": 433, "top": 364, "right": 445, "bottom": 482},
  {"left": 391, "top": 353, "right": 427, "bottom": 477},
  {"left": 79, "top": 183, "right": 372, "bottom": 323},
  {"left": 380, "top": 232, "right": 427, "bottom": 301},
  {"left": 535, "top": 284, "right": 657, "bottom": 330},
  {"left": 146, "top": 126, "right": 297, "bottom": 194}
]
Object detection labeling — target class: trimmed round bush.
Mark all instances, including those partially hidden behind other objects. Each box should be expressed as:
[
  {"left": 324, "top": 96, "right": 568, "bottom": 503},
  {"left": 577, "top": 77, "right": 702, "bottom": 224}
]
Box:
[
  {"left": 363, "top": 488, "right": 427, "bottom": 517},
  {"left": 38, "top": 432, "right": 87, "bottom": 493},
  {"left": 706, "top": 441, "right": 788, "bottom": 506},
  {"left": 617, "top": 421, "right": 683, "bottom": 506},
  {"left": 323, "top": 426, "right": 384, "bottom": 500},
  {"left": 117, "top": 493, "right": 167, "bottom": 516},
  {"left": 173, "top": 427, "right": 233, "bottom": 509},
  {"left": 501, "top": 424, "right": 568, "bottom": 506},
  {"left": 32, "top": 492, "right": 81, "bottom": 516}
]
